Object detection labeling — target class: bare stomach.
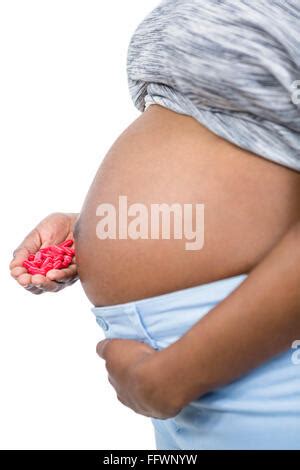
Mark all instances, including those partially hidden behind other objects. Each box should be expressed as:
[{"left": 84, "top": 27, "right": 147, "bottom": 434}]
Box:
[{"left": 75, "top": 105, "right": 300, "bottom": 306}]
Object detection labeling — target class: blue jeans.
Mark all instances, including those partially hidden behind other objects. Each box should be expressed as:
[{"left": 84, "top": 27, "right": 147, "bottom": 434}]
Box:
[{"left": 92, "top": 275, "right": 300, "bottom": 450}]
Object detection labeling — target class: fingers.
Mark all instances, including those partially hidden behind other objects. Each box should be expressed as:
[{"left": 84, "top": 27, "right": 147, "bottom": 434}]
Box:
[
  {"left": 16, "top": 272, "right": 32, "bottom": 287},
  {"left": 30, "top": 274, "right": 61, "bottom": 292},
  {"left": 11, "top": 252, "right": 77, "bottom": 293},
  {"left": 13, "top": 271, "right": 62, "bottom": 294},
  {"left": 96, "top": 339, "right": 138, "bottom": 360},
  {"left": 46, "top": 263, "right": 77, "bottom": 282},
  {"left": 24, "top": 285, "right": 44, "bottom": 295},
  {"left": 9, "top": 247, "right": 30, "bottom": 270},
  {"left": 11, "top": 262, "right": 77, "bottom": 294},
  {"left": 96, "top": 338, "right": 153, "bottom": 364},
  {"left": 13, "top": 272, "right": 45, "bottom": 295},
  {"left": 10, "top": 229, "right": 41, "bottom": 269},
  {"left": 10, "top": 266, "right": 27, "bottom": 279}
]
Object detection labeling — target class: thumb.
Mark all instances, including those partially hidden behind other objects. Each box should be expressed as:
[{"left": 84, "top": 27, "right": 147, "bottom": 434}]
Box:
[
  {"left": 96, "top": 339, "right": 112, "bottom": 359},
  {"left": 10, "top": 247, "right": 31, "bottom": 269}
]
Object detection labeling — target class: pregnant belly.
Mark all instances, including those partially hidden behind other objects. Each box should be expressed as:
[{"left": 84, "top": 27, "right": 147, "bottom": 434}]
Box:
[{"left": 75, "top": 105, "right": 300, "bottom": 306}]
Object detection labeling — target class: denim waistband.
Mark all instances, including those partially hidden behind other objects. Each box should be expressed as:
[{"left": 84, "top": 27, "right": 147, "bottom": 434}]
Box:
[{"left": 91, "top": 274, "right": 247, "bottom": 350}]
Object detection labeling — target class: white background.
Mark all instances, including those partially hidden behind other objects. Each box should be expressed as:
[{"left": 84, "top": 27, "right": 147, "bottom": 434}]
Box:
[{"left": 0, "top": 0, "right": 159, "bottom": 450}]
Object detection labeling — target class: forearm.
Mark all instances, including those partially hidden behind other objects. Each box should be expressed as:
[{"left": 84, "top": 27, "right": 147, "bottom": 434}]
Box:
[{"left": 149, "top": 220, "right": 300, "bottom": 411}]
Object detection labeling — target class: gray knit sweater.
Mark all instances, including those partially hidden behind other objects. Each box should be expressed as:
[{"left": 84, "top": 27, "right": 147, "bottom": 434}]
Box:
[{"left": 127, "top": 0, "right": 300, "bottom": 171}]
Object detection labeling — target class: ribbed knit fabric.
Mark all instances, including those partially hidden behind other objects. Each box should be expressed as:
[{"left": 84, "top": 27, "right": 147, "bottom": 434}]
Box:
[{"left": 127, "top": 0, "right": 300, "bottom": 171}]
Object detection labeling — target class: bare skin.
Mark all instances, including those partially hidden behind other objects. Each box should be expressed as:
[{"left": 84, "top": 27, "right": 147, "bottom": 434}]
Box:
[
  {"left": 97, "top": 220, "right": 300, "bottom": 418},
  {"left": 9, "top": 105, "right": 300, "bottom": 419},
  {"left": 76, "top": 105, "right": 300, "bottom": 306}
]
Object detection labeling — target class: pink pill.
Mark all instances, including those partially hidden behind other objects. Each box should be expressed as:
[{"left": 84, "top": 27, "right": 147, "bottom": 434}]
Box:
[
  {"left": 45, "top": 260, "right": 54, "bottom": 268},
  {"left": 24, "top": 242, "right": 76, "bottom": 274},
  {"left": 34, "top": 252, "right": 43, "bottom": 263},
  {"left": 44, "top": 265, "right": 54, "bottom": 273},
  {"left": 59, "top": 239, "right": 73, "bottom": 248},
  {"left": 53, "top": 260, "right": 63, "bottom": 269},
  {"left": 51, "top": 246, "right": 65, "bottom": 255},
  {"left": 40, "top": 246, "right": 53, "bottom": 253},
  {"left": 53, "top": 255, "right": 64, "bottom": 262},
  {"left": 41, "top": 256, "right": 52, "bottom": 268},
  {"left": 63, "top": 247, "right": 75, "bottom": 257},
  {"left": 28, "top": 267, "right": 47, "bottom": 276},
  {"left": 23, "top": 260, "right": 35, "bottom": 270}
]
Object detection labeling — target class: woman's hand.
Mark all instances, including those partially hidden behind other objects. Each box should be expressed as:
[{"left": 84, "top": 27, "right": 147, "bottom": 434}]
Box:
[
  {"left": 9, "top": 212, "right": 79, "bottom": 294},
  {"left": 96, "top": 338, "right": 183, "bottom": 419}
]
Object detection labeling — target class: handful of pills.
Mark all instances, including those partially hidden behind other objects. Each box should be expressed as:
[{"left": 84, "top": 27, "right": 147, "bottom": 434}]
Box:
[{"left": 22, "top": 239, "right": 75, "bottom": 276}]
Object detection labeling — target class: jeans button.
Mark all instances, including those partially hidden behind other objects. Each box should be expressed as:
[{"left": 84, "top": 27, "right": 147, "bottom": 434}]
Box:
[{"left": 96, "top": 316, "right": 109, "bottom": 331}]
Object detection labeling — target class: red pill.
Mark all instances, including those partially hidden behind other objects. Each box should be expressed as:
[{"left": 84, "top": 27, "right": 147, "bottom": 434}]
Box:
[
  {"left": 45, "top": 261, "right": 54, "bottom": 269},
  {"left": 23, "top": 242, "right": 76, "bottom": 274},
  {"left": 39, "top": 247, "right": 48, "bottom": 252},
  {"left": 41, "top": 245, "right": 53, "bottom": 252},
  {"left": 59, "top": 239, "right": 73, "bottom": 248},
  {"left": 51, "top": 246, "right": 66, "bottom": 255},
  {"left": 44, "top": 266, "right": 53, "bottom": 273},
  {"left": 34, "top": 251, "right": 43, "bottom": 264},
  {"left": 54, "top": 255, "right": 64, "bottom": 262},
  {"left": 63, "top": 247, "right": 75, "bottom": 257},
  {"left": 41, "top": 256, "right": 52, "bottom": 268},
  {"left": 53, "top": 260, "right": 63, "bottom": 269},
  {"left": 27, "top": 267, "right": 47, "bottom": 276},
  {"left": 40, "top": 248, "right": 52, "bottom": 255},
  {"left": 23, "top": 260, "right": 35, "bottom": 270}
]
